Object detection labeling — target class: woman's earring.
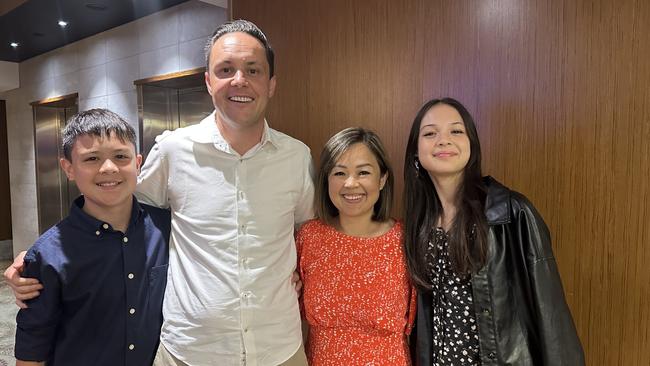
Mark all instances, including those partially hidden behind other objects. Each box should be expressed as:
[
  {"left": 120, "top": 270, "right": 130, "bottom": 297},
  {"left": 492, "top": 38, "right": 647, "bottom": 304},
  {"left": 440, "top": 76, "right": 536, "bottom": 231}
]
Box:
[{"left": 413, "top": 158, "right": 420, "bottom": 177}]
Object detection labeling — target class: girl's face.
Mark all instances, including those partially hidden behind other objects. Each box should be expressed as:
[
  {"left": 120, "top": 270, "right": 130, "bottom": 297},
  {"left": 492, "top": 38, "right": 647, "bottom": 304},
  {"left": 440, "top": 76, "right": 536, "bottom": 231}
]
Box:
[
  {"left": 417, "top": 103, "right": 471, "bottom": 181},
  {"left": 328, "top": 143, "right": 387, "bottom": 222}
]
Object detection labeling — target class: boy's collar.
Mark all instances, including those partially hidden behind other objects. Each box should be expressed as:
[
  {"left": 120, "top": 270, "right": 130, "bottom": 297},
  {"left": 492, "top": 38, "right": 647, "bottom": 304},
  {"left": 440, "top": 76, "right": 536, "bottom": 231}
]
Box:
[{"left": 68, "top": 195, "right": 144, "bottom": 235}]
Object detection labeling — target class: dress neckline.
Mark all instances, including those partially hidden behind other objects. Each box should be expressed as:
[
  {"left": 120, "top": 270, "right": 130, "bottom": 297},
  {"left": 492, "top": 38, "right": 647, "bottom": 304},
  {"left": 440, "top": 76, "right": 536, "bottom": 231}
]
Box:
[{"left": 321, "top": 219, "right": 400, "bottom": 240}]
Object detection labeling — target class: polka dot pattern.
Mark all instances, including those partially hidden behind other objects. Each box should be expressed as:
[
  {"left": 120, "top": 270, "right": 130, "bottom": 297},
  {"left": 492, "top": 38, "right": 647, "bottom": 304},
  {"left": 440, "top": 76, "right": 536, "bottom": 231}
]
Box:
[
  {"left": 297, "top": 219, "right": 416, "bottom": 366},
  {"left": 426, "top": 227, "right": 480, "bottom": 365}
]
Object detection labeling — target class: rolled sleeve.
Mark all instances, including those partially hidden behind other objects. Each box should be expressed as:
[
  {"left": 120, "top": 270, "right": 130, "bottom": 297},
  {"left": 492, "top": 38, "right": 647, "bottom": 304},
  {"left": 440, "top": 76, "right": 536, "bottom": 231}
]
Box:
[
  {"left": 137, "top": 134, "right": 170, "bottom": 208},
  {"left": 15, "top": 250, "right": 62, "bottom": 362},
  {"left": 294, "top": 149, "right": 315, "bottom": 228}
]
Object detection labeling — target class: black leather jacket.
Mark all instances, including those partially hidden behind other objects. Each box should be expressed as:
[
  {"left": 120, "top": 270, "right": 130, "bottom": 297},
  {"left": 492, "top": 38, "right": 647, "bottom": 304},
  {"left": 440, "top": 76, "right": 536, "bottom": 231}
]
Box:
[{"left": 412, "top": 177, "right": 585, "bottom": 365}]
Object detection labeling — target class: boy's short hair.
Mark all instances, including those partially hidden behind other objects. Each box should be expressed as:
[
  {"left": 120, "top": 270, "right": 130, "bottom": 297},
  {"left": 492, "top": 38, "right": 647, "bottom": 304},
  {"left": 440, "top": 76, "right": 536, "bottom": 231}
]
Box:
[{"left": 62, "top": 108, "right": 137, "bottom": 161}]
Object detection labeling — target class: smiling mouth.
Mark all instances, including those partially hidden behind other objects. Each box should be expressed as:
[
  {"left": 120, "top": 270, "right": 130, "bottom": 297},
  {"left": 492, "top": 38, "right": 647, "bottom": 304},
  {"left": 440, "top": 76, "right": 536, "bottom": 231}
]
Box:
[
  {"left": 228, "top": 96, "right": 253, "bottom": 103},
  {"left": 434, "top": 152, "right": 457, "bottom": 158},
  {"left": 342, "top": 194, "right": 364, "bottom": 201},
  {"left": 96, "top": 181, "right": 122, "bottom": 187}
]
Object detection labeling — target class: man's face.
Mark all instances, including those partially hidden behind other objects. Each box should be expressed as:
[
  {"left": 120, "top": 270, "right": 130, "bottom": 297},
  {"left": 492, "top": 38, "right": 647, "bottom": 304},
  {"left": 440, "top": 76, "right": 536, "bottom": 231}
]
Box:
[
  {"left": 205, "top": 32, "right": 276, "bottom": 130},
  {"left": 60, "top": 133, "right": 142, "bottom": 218}
]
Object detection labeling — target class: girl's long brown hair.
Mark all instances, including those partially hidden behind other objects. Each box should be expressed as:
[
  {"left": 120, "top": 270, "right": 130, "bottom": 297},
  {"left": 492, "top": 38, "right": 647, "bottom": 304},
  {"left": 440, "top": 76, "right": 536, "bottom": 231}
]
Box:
[{"left": 403, "top": 98, "right": 488, "bottom": 289}]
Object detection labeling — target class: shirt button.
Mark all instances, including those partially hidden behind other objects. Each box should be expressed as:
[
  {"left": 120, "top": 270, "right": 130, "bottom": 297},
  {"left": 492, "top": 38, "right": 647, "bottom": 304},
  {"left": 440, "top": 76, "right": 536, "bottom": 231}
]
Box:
[
  {"left": 129, "top": 308, "right": 136, "bottom": 315},
  {"left": 123, "top": 237, "right": 129, "bottom": 243},
  {"left": 488, "top": 352, "right": 496, "bottom": 359},
  {"left": 244, "top": 327, "right": 249, "bottom": 333},
  {"left": 482, "top": 308, "right": 490, "bottom": 315},
  {"left": 102, "top": 223, "right": 109, "bottom": 229},
  {"left": 128, "top": 344, "right": 135, "bottom": 350},
  {"left": 128, "top": 273, "right": 134, "bottom": 279},
  {"left": 95, "top": 230, "right": 100, "bottom": 236}
]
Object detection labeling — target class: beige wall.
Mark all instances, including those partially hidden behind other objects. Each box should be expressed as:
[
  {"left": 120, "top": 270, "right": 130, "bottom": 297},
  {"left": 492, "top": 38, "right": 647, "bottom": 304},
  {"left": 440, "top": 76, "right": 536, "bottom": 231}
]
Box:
[{"left": 0, "top": 0, "right": 227, "bottom": 255}]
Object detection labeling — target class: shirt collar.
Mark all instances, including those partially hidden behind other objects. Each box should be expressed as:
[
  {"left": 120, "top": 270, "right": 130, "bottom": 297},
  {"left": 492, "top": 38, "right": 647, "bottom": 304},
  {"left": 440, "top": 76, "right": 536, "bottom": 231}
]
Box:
[
  {"left": 189, "top": 110, "right": 279, "bottom": 153},
  {"left": 68, "top": 195, "right": 145, "bottom": 234}
]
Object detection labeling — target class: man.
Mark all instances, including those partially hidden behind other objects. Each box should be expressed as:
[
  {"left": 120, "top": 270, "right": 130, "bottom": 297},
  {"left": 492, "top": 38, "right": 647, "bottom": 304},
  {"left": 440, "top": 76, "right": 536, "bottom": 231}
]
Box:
[{"left": 6, "top": 20, "right": 313, "bottom": 366}]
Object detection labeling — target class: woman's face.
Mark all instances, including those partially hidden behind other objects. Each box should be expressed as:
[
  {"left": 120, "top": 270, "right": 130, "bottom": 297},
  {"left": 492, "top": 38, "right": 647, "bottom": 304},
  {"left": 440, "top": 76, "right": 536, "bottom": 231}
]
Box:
[
  {"left": 328, "top": 143, "right": 387, "bottom": 222},
  {"left": 417, "top": 103, "right": 471, "bottom": 181}
]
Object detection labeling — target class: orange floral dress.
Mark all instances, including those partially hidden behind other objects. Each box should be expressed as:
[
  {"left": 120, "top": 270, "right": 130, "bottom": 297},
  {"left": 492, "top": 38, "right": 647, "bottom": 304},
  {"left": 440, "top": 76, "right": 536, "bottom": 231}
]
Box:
[{"left": 297, "top": 219, "right": 416, "bottom": 366}]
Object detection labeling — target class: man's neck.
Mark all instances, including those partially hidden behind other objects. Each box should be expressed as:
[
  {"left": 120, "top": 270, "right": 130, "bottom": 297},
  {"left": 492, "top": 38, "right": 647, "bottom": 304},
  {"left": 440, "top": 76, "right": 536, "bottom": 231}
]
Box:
[{"left": 215, "top": 115, "right": 265, "bottom": 156}]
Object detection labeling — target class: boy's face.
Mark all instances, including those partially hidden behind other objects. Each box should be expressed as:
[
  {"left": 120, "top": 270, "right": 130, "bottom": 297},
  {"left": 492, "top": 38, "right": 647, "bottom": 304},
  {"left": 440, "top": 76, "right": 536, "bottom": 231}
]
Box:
[{"left": 60, "top": 132, "right": 142, "bottom": 218}]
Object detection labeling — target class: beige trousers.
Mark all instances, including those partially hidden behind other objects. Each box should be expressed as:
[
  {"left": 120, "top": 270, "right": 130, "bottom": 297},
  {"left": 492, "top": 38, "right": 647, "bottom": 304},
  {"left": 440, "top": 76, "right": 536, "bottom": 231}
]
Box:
[
  {"left": 152, "top": 341, "right": 308, "bottom": 366},
  {"left": 152, "top": 342, "right": 186, "bottom": 366},
  {"left": 279, "top": 343, "right": 308, "bottom": 366}
]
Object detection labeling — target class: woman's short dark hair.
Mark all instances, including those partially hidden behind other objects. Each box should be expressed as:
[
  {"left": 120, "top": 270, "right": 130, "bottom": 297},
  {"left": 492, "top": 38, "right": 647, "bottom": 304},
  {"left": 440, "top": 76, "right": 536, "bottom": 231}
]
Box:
[{"left": 315, "top": 127, "right": 394, "bottom": 225}]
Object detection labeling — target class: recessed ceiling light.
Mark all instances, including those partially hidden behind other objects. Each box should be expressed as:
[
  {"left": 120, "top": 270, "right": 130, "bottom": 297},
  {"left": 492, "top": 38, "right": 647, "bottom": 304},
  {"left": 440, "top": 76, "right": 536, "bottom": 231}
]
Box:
[
  {"left": 58, "top": 20, "right": 68, "bottom": 27},
  {"left": 10, "top": 42, "right": 19, "bottom": 48}
]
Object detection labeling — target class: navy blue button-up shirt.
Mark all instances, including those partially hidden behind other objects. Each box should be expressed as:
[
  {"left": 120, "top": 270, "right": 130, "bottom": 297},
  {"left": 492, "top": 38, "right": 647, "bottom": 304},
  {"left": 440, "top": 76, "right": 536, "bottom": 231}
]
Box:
[{"left": 15, "top": 196, "right": 170, "bottom": 366}]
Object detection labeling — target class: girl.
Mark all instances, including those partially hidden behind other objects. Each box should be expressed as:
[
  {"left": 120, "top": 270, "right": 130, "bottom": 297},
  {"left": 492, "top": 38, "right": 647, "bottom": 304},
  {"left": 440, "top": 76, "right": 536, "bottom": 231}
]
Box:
[{"left": 403, "top": 98, "right": 584, "bottom": 365}]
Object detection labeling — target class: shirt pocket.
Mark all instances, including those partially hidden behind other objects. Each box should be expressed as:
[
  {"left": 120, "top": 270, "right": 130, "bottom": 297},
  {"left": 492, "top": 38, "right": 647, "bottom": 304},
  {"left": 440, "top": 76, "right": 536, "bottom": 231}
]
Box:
[{"left": 147, "top": 264, "right": 169, "bottom": 314}]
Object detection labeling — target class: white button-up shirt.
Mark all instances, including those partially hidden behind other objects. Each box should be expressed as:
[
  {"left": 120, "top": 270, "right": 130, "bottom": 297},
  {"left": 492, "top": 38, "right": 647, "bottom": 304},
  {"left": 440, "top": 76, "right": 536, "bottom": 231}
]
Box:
[{"left": 136, "top": 112, "right": 315, "bottom": 366}]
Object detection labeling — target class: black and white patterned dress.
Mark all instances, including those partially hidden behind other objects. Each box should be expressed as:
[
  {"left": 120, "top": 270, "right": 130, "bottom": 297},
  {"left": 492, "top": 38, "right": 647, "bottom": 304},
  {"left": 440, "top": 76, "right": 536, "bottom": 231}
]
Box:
[{"left": 426, "top": 227, "right": 481, "bottom": 365}]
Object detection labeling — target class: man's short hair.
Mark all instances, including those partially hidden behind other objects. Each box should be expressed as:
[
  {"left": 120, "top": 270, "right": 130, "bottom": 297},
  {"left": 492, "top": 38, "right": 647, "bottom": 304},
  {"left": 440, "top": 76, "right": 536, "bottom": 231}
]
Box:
[
  {"left": 204, "top": 19, "right": 275, "bottom": 78},
  {"left": 62, "top": 108, "right": 136, "bottom": 161}
]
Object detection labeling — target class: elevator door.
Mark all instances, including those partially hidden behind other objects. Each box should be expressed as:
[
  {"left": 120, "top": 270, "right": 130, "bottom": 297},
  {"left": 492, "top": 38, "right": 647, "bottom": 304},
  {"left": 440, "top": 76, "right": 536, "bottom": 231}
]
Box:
[
  {"left": 137, "top": 70, "right": 213, "bottom": 160},
  {"left": 33, "top": 98, "right": 79, "bottom": 234}
]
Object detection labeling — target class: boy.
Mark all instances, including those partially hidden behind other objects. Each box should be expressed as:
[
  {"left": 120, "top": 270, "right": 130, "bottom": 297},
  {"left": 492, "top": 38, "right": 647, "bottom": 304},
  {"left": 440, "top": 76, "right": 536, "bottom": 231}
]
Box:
[{"left": 15, "top": 108, "right": 170, "bottom": 366}]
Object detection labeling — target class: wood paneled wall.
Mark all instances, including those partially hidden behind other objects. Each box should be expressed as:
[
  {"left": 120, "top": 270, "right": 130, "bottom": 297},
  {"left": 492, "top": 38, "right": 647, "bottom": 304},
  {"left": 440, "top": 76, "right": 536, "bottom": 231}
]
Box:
[{"left": 233, "top": 1, "right": 650, "bottom": 364}]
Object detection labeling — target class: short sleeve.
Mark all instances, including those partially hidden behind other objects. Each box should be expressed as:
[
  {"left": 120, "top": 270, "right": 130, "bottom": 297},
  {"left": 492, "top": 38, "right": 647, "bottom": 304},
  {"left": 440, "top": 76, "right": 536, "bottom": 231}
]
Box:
[
  {"left": 294, "top": 148, "right": 315, "bottom": 229},
  {"left": 137, "top": 132, "right": 172, "bottom": 208}
]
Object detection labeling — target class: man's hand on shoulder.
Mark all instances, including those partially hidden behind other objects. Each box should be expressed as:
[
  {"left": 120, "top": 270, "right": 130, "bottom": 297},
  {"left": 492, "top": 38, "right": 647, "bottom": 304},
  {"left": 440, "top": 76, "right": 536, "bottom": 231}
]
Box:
[
  {"left": 292, "top": 271, "right": 303, "bottom": 295},
  {"left": 3, "top": 251, "right": 43, "bottom": 309}
]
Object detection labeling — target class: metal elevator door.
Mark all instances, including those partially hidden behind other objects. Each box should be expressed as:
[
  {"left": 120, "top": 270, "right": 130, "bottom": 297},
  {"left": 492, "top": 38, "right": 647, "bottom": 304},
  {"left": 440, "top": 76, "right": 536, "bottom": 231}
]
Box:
[
  {"left": 137, "top": 70, "right": 213, "bottom": 160},
  {"left": 33, "top": 97, "right": 79, "bottom": 234}
]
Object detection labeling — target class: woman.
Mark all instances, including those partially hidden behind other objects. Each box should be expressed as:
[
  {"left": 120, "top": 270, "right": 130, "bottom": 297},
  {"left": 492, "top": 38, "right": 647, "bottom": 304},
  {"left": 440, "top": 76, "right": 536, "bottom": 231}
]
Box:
[
  {"left": 297, "top": 127, "right": 416, "bottom": 365},
  {"left": 403, "top": 98, "right": 584, "bottom": 365}
]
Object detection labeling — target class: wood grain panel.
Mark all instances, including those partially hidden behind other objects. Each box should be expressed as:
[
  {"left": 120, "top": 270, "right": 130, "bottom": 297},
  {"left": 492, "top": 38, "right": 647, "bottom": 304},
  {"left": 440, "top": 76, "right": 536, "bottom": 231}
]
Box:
[
  {"left": 234, "top": 0, "right": 650, "bottom": 364},
  {"left": 235, "top": 0, "right": 424, "bottom": 214}
]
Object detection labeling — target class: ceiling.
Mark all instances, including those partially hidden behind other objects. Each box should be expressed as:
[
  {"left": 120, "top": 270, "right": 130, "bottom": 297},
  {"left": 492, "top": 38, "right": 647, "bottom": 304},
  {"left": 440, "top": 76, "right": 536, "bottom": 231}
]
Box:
[{"left": 0, "top": 0, "right": 192, "bottom": 62}]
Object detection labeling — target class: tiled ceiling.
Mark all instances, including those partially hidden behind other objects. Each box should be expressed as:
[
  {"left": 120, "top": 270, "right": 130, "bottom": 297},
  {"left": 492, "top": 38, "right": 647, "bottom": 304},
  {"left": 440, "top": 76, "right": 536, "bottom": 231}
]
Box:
[{"left": 0, "top": 0, "right": 192, "bottom": 62}]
